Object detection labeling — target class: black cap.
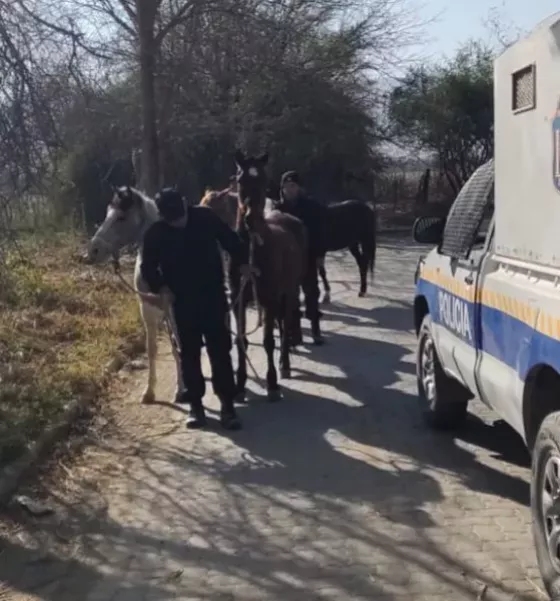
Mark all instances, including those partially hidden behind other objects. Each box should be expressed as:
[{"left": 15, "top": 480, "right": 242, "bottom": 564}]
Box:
[
  {"left": 280, "top": 171, "right": 300, "bottom": 186},
  {"left": 155, "top": 187, "right": 185, "bottom": 220}
]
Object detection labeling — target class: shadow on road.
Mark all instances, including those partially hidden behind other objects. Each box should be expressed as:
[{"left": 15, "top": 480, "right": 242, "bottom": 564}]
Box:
[
  {"left": 0, "top": 245, "right": 538, "bottom": 601},
  {"left": 322, "top": 301, "right": 413, "bottom": 333}
]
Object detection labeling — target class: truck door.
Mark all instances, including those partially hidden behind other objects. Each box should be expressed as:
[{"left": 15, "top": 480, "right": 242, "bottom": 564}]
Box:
[
  {"left": 431, "top": 161, "right": 494, "bottom": 396},
  {"left": 474, "top": 228, "right": 534, "bottom": 436}
]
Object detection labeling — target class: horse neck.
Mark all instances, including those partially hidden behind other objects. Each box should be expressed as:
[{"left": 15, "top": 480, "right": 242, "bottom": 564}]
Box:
[
  {"left": 140, "top": 194, "right": 159, "bottom": 230},
  {"left": 135, "top": 192, "right": 160, "bottom": 257},
  {"left": 223, "top": 194, "right": 238, "bottom": 229}
]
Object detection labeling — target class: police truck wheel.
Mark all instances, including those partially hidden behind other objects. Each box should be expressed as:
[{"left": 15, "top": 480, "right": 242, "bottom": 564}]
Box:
[
  {"left": 531, "top": 411, "right": 560, "bottom": 598},
  {"left": 417, "top": 315, "right": 470, "bottom": 430}
]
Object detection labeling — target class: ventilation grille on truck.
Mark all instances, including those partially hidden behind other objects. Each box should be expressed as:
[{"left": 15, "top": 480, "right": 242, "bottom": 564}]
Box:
[
  {"left": 512, "top": 64, "right": 535, "bottom": 112},
  {"left": 440, "top": 159, "right": 494, "bottom": 260}
]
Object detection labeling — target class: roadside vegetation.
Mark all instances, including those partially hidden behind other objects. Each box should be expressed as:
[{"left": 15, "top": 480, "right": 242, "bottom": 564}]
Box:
[{"left": 0, "top": 231, "right": 142, "bottom": 464}]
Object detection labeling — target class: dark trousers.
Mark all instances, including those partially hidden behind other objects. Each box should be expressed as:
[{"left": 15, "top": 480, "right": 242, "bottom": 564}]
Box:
[
  {"left": 173, "top": 306, "right": 236, "bottom": 411},
  {"left": 301, "top": 253, "right": 321, "bottom": 333}
]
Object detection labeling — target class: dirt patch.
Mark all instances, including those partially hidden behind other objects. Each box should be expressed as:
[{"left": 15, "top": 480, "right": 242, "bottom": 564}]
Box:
[{"left": 0, "top": 354, "right": 185, "bottom": 600}]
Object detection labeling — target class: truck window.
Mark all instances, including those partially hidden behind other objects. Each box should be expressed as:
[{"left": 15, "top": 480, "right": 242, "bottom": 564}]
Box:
[
  {"left": 439, "top": 159, "right": 494, "bottom": 260},
  {"left": 472, "top": 187, "right": 494, "bottom": 249},
  {"left": 512, "top": 63, "right": 536, "bottom": 113}
]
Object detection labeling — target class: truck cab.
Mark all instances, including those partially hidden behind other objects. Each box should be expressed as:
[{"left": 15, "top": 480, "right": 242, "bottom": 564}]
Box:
[{"left": 412, "top": 11, "right": 560, "bottom": 597}]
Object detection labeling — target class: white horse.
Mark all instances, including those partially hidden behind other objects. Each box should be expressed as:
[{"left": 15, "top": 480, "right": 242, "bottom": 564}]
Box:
[{"left": 87, "top": 186, "right": 183, "bottom": 404}]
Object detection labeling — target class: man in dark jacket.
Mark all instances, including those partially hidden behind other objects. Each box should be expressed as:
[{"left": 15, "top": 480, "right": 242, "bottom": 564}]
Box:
[
  {"left": 276, "top": 171, "right": 327, "bottom": 345},
  {"left": 141, "top": 187, "right": 252, "bottom": 430}
]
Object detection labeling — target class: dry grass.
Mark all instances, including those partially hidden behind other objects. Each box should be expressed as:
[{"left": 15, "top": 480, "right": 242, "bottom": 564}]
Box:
[{"left": 0, "top": 231, "right": 143, "bottom": 466}]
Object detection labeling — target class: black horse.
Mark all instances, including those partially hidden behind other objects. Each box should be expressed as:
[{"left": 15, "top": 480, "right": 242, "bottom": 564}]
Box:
[{"left": 317, "top": 199, "right": 378, "bottom": 300}]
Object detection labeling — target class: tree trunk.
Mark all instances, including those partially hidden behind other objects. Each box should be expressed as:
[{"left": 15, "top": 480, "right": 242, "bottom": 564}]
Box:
[{"left": 137, "top": 3, "right": 160, "bottom": 196}]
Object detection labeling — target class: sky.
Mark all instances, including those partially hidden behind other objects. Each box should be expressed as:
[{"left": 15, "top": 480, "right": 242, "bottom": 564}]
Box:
[{"left": 419, "top": 0, "right": 559, "bottom": 59}]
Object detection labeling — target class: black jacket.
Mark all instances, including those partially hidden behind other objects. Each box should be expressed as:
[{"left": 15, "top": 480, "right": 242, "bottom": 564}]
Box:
[
  {"left": 275, "top": 192, "right": 327, "bottom": 256},
  {"left": 140, "top": 205, "right": 246, "bottom": 320}
]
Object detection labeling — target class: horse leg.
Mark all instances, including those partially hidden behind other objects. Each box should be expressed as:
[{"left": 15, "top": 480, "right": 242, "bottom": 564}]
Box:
[
  {"left": 290, "top": 300, "right": 303, "bottom": 348},
  {"left": 140, "top": 300, "right": 159, "bottom": 404},
  {"left": 318, "top": 255, "right": 331, "bottom": 304},
  {"left": 233, "top": 296, "right": 248, "bottom": 403},
  {"left": 165, "top": 306, "right": 185, "bottom": 403},
  {"left": 359, "top": 221, "right": 377, "bottom": 293},
  {"left": 280, "top": 295, "right": 296, "bottom": 379},
  {"left": 349, "top": 243, "right": 366, "bottom": 297},
  {"left": 264, "top": 308, "right": 280, "bottom": 400},
  {"left": 302, "top": 255, "right": 324, "bottom": 345}
]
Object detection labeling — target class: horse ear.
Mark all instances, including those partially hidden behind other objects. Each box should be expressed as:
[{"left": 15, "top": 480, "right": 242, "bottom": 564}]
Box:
[
  {"left": 234, "top": 149, "right": 246, "bottom": 168},
  {"left": 258, "top": 152, "right": 269, "bottom": 165}
]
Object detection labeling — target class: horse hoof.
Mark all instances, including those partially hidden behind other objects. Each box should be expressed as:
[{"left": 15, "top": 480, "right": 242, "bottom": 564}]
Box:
[
  {"left": 280, "top": 368, "right": 291, "bottom": 379},
  {"left": 142, "top": 389, "right": 155, "bottom": 404},
  {"left": 322, "top": 294, "right": 331, "bottom": 305},
  {"left": 358, "top": 291, "right": 366, "bottom": 298},
  {"left": 267, "top": 388, "right": 282, "bottom": 402}
]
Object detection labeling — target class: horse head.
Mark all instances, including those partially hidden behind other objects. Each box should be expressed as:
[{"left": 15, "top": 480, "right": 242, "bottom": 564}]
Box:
[
  {"left": 87, "top": 185, "right": 155, "bottom": 264},
  {"left": 234, "top": 149, "right": 269, "bottom": 234},
  {"left": 200, "top": 187, "right": 238, "bottom": 229}
]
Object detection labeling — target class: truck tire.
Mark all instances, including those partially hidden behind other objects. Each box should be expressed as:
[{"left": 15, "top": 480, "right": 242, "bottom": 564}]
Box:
[
  {"left": 416, "top": 314, "right": 470, "bottom": 430},
  {"left": 531, "top": 411, "right": 560, "bottom": 599}
]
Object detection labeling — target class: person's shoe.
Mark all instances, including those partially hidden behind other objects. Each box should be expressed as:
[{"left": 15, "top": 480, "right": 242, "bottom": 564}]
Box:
[
  {"left": 186, "top": 405, "right": 208, "bottom": 429},
  {"left": 312, "top": 332, "right": 325, "bottom": 346},
  {"left": 220, "top": 408, "right": 242, "bottom": 431}
]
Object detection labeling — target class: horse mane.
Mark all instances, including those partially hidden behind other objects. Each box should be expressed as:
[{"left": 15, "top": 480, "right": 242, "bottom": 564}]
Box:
[
  {"left": 200, "top": 187, "right": 238, "bottom": 229},
  {"left": 132, "top": 187, "right": 159, "bottom": 222},
  {"left": 200, "top": 188, "right": 216, "bottom": 206}
]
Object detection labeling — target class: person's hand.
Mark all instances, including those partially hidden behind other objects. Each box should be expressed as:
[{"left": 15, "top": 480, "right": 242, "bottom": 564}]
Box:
[
  {"left": 161, "top": 286, "right": 174, "bottom": 298},
  {"left": 143, "top": 287, "right": 174, "bottom": 308},
  {"left": 143, "top": 292, "right": 163, "bottom": 308}
]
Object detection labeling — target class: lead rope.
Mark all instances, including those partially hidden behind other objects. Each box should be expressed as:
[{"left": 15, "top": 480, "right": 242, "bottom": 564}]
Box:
[
  {"left": 111, "top": 257, "right": 180, "bottom": 355},
  {"left": 229, "top": 234, "right": 262, "bottom": 381}
]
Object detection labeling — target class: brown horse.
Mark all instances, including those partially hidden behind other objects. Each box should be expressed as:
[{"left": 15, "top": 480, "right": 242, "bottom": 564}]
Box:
[
  {"left": 230, "top": 150, "right": 307, "bottom": 401},
  {"left": 199, "top": 187, "right": 238, "bottom": 287},
  {"left": 200, "top": 187, "right": 238, "bottom": 228},
  {"left": 202, "top": 186, "right": 333, "bottom": 304}
]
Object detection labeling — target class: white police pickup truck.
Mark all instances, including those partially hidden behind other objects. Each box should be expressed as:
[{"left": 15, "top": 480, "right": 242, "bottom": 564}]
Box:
[{"left": 411, "top": 11, "right": 560, "bottom": 597}]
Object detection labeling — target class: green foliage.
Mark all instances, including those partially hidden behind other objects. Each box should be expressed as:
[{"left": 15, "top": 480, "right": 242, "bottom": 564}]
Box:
[{"left": 389, "top": 41, "right": 494, "bottom": 194}]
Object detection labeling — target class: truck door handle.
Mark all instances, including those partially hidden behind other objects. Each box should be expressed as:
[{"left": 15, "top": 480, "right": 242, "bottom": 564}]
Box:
[{"left": 464, "top": 274, "right": 473, "bottom": 285}]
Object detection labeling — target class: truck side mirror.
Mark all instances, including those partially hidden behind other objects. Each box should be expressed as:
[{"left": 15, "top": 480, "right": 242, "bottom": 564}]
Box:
[{"left": 412, "top": 216, "right": 445, "bottom": 245}]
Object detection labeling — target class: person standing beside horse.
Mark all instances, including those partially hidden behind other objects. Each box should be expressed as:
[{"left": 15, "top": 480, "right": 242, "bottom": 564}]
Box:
[
  {"left": 140, "top": 187, "right": 254, "bottom": 431},
  {"left": 276, "top": 170, "right": 327, "bottom": 346}
]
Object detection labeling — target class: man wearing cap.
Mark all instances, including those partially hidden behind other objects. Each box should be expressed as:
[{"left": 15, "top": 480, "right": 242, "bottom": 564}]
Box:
[
  {"left": 277, "top": 170, "right": 327, "bottom": 345},
  {"left": 140, "top": 187, "right": 253, "bottom": 431}
]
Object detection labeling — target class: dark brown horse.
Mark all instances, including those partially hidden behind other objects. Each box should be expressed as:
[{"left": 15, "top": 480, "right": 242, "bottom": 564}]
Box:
[
  {"left": 321, "top": 199, "right": 377, "bottom": 298},
  {"left": 275, "top": 196, "right": 377, "bottom": 298},
  {"left": 230, "top": 150, "right": 307, "bottom": 401}
]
